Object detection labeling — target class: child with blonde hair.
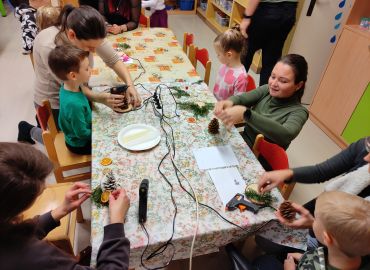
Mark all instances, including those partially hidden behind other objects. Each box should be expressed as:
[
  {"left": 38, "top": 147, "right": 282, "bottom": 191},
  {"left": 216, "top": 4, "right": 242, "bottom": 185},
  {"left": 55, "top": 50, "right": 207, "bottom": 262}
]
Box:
[
  {"left": 213, "top": 25, "right": 250, "bottom": 101},
  {"left": 283, "top": 191, "right": 370, "bottom": 270},
  {"left": 36, "top": 5, "right": 61, "bottom": 30}
]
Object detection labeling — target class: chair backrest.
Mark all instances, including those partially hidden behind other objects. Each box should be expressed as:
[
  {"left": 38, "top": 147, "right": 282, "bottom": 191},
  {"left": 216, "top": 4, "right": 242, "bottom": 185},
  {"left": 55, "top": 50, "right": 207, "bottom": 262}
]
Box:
[
  {"left": 252, "top": 134, "right": 289, "bottom": 170},
  {"left": 246, "top": 74, "right": 256, "bottom": 92},
  {"left": 139, "top": 12, "right": 150, "bottom": 28},
  {"left": 183, "top": 32, "right": 194, "bottom": 54},
  {"left": 37, "top": 99, "right": 58, "bottom": 137},
  {"left": 188, "top": 45, "right": 212, "bottom": 85}
]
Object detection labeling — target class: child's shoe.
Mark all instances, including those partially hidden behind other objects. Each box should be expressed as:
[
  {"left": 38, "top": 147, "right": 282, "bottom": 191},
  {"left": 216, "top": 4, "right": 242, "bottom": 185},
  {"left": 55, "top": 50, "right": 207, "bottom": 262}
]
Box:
[{"left": 17, "top": 121, "right": 35, "bottom": 144}]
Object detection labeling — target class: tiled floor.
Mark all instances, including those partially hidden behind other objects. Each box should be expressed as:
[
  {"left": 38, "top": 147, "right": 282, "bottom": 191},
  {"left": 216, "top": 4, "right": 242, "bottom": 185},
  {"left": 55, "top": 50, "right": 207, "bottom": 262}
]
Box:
[{"left": 0, "top": 4, "right": 341, "bottom": 269}]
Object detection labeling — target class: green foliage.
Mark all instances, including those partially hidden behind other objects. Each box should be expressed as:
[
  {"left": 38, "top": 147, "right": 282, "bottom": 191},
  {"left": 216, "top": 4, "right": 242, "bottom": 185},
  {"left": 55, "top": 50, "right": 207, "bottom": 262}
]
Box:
[
  {"left": 178, "top": 102, "right": 214, "bottom": 118},
  {"left": 91, "top": 186, "right": 107, "bottom": 208},
  {"left": 170, "top": 86, "right": 190, "bottom": 98},
  {"left": 118, "top": 43, "right": 131, "bottom": 49},
  {"left": 245, "top": 188, "right": 273, "bottom": 206}
]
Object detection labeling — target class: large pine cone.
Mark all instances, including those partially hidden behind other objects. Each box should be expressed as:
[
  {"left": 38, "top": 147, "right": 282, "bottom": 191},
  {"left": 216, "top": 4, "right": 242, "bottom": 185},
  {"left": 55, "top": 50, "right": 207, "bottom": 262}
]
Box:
[
  {"left": 279, "top": 201, "right": 296, "bottom": 222},
  {"left": 208, "top": 118, "right": 220, "bottom": 134}
]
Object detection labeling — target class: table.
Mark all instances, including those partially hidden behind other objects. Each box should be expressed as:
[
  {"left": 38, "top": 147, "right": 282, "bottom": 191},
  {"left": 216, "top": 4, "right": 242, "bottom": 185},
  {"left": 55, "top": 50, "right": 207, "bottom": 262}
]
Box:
[
  {"left": 90, "top": 28, "right": 307, "bottom": 269},
  {"left": 89, "top": 28, "right": 201, "bottom": 86}
]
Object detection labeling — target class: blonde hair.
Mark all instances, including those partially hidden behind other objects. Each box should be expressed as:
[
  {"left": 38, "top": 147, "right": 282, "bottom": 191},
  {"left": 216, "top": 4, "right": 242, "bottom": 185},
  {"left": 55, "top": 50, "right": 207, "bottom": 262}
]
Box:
[
  {"left": 36, "top": 5, "right": 61, "bottom": 31},
  {"left": 316, "top": 191, "right": 370, "bottom": 257},
  {"left": 214, "top": 24, "right": 247, "bottom": 56}
]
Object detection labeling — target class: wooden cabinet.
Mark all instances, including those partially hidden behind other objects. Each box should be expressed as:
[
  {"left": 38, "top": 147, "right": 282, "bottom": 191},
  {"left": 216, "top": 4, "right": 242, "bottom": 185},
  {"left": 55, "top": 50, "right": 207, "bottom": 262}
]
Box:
[{"left": 309, "top": 0, "right": 370, "bottom": 148}]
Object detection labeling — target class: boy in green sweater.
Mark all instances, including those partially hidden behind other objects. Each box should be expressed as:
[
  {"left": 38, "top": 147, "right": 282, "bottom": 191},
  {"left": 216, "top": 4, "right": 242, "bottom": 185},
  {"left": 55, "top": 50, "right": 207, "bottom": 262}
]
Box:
[{"left": 48, "top": 45, "right": 92, "bottom": 155}]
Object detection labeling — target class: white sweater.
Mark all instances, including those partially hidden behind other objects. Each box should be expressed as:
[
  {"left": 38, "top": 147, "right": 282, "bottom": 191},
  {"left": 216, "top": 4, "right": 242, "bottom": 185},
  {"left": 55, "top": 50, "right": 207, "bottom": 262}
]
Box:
[{"left": 141, "top": 0, "right": 165, "bottom": 12}]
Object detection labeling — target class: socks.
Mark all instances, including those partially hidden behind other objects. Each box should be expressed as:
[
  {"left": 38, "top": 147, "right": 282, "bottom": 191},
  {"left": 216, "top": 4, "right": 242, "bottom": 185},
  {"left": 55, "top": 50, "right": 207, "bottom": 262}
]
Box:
[{"left": 17, "top": 121, "right": 36, "bottom": 144}]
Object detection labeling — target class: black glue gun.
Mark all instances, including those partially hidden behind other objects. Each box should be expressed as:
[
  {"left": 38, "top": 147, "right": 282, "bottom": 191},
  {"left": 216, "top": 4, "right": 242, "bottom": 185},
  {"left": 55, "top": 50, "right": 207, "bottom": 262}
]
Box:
[
  {"left": 139, "top": 179, "right": 149, "bottom": 224},
  {"left": 226, "top": 193, "right": 261, "bottom": 214}
]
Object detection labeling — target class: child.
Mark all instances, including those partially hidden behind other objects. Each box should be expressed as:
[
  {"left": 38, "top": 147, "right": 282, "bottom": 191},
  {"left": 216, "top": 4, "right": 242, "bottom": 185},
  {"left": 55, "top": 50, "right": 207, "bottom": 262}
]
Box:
[
  {"left": 0, "top": 142, "right": 130, "bottom": 270},
  {"left": 48, "top": 45, "right": 92, "bottom": 155},
  {"left": 36, "top": 5, "right": 60, "bottom": 30},
  {"left": 213, "top": 25, "right": 249, "bottom": 101},
  {"left": 142, "top": 0, "right": 168, "bottom": 28},
  {"left": 14, "top": 0, "right": 50, "bottom": 54},
  {"left": 283, "top": 191, "right": 370, "bottom": 270}
]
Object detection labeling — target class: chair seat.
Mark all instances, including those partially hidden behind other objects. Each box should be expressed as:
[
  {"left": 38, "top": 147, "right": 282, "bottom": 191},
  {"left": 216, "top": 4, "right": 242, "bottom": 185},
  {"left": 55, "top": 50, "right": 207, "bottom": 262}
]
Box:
[
  {"left": 55, "top": 133, "right": 91, "bottom": 168},
  {"left": 22, "top": 183, "right": 78, "bottom": 254}
]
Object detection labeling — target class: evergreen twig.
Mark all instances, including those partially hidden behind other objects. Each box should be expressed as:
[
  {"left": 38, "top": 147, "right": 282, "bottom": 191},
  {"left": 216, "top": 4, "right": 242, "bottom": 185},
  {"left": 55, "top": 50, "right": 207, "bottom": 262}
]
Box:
[{"left": 178, "top": 102, "right": 214, "bottom": 118}]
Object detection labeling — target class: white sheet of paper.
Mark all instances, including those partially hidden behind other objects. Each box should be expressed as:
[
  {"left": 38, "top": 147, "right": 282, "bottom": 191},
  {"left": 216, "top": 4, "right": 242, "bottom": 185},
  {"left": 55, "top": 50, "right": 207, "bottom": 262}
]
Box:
[
  {"left": 208, "top": 167, "right": 246, "bottom": 206},
  {"left": 193, "top": 145, "right": 239, "bottom": 170}
]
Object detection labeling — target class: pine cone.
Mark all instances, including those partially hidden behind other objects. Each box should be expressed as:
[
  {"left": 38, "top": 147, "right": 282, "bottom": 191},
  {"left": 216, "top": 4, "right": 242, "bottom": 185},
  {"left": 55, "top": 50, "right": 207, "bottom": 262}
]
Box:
[
  {"left": 104, "top": 172, "right": 117, "bottom": 191},
  {"left": 208, "top": 118, "right": 220, "bottom": 134},
  {"left": 279, "top": 201, "right": 296, "bottom": 221}
]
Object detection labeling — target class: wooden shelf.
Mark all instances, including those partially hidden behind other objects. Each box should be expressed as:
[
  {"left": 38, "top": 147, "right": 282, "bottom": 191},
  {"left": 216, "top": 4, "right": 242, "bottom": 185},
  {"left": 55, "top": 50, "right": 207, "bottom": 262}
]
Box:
[
  {"left": 234, "top": 0, "right": 248, "bottom": 8},
  {"left": 208, "top": 17, "right": 229, "bottom": 32},
  {"left": 345, "top": 25, "right": 370, "bottom": 39},
  {"left": 211, "top": 1, "right": 231, "bottom": 17},
  {"left": 168, "top": 9, "right": 197, "bottom": 15},
  {"left": 197, "top": 6, "right": 207, "bottom": 18},
  {"left": 233, "top": 17, "right": 241, "bottom": 25}
]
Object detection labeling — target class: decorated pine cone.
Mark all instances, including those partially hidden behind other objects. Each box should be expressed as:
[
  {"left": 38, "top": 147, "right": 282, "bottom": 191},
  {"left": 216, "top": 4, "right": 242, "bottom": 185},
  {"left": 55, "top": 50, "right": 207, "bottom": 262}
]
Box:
[
  {"left": 104, "top": 171, "right": 117, "bottom": 191},
  {"left": 208, "top": 118, "right": 220, "bottom": 134},
  {"left": 279, "top": 201, "right": 296, "bottom": 221}
]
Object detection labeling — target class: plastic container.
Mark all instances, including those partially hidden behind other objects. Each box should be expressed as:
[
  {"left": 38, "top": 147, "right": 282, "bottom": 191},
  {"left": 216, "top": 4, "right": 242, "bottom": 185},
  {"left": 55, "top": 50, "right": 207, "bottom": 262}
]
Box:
[
  {"left": 179, "top": 0, "right": 194, "bottom": 10},
  {"left": 215, "top": 11, "right": 229, "bottom": 27},
  {"left": 200, "top": 0, "right": 207, "bottom": 11}
]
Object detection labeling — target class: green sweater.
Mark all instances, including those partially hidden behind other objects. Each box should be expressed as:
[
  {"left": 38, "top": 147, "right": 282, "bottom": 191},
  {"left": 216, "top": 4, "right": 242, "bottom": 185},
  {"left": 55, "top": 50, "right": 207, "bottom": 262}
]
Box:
[
  {"left": 229, "top": 84, "right": 308, "bottom": 149},
  {"left": 59, "top": 85, "right": 92, "bottom": 147}
]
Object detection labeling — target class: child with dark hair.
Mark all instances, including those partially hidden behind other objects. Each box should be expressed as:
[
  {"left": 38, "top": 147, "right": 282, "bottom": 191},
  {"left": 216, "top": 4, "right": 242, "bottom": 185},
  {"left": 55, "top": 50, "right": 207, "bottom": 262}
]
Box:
[
  {"left": 213, "top": 25, "right": 249, "bottom": 100},
  {"left": 48, "top": 45, "right": 92, "bottom": 155},
  {"left": 0, "top": 142, "right": 130, "bottom": 270}
]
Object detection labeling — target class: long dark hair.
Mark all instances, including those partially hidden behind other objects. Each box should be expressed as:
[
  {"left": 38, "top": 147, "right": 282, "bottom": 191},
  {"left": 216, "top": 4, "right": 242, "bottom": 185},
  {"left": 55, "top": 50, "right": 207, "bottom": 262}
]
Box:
[
  {"left": 278, "top": 54, "right": 308, "bottom": 102},
  {"left": 56, "top": 4, "right": 106, "bottom": 41},
  {"left": 0, "top": 143, "right": 53, "bottom": 244}
]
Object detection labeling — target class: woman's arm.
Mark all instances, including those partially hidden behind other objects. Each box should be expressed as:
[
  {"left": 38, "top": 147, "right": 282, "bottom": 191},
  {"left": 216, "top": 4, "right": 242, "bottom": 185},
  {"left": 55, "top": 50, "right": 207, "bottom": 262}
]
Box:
[
  {"left": 126, "top": 0, "right": 141, "bottom": 31},
  {"left": 245, "top": 107, "right": 309, "bottom": 149},
  {"left": 229, "top": 84, "right": 268, "bottom": 107}
]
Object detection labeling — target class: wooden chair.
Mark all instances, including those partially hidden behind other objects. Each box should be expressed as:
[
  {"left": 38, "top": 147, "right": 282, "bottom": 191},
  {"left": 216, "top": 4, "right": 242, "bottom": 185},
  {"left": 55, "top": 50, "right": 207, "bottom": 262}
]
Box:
[
  {"left": 183, "top": 32, "right": 194, "bottom": 55},
  {"left": 188, "top": 45, "right": 212, "bottom": 85},
  {"left": 252, "top": 134, "right": 295, "bottom": 199},
  {"left": 139, "top": 11, "right": 150, "bottom": 28},
  {"left": 36, "top": 100, "right": 91, "bottom": 183},
  {"left": 246, "top": 74, "right": 256, "bottom": 92},
  {"left": 22, "top": 183, "right": 84, "bottom": 256}
]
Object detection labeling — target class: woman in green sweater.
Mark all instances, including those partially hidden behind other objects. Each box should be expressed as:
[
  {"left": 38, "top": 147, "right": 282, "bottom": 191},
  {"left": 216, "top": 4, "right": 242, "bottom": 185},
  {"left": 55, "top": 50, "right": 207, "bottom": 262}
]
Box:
[{"left": 214, "top": 54, "right": 308, "bottom": 150}]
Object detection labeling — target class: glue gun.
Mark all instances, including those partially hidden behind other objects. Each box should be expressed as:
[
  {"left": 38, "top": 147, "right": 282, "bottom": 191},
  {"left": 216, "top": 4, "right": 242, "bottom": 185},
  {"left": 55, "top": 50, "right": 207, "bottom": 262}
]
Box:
[{"left": 226, "top": 193, "right": 261, "bottom": 214}]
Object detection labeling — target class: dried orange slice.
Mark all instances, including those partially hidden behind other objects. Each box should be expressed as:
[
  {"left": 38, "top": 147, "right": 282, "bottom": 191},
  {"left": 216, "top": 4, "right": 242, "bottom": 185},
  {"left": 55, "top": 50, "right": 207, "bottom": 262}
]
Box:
[
  {"left": 101, "top": 191, "right": 110, "bottom": 203},
  {"left": 187, "top": 117, "right": 196, "bottom": 123},
  {"left": 100, "top": 157, "right": 112, "bottom": 166}
]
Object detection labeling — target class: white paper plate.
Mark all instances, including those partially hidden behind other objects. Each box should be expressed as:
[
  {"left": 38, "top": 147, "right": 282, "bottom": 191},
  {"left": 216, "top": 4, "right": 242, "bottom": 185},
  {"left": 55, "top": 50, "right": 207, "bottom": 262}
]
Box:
[{"left": 118, "top": 124, "right": 161, "bottom": 151}]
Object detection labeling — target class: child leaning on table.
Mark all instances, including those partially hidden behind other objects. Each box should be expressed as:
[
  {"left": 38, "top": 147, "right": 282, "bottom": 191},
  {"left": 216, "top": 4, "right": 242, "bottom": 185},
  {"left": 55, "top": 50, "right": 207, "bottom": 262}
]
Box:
[
  {"left": 282, "top": 191, "right": 370, "bottom": 270},
  {"left": 48, "top": 45, "right": 92, "bottom": 155},
  {"left": 213, "top": 25, "right": 250, "bottom": 101},
  {"left": 141, "top": 0, "right": 168, "bottom": 28}
]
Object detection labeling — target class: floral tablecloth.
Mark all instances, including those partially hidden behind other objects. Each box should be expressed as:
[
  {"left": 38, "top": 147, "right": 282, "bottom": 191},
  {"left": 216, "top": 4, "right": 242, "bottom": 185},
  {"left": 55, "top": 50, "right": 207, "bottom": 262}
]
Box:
[
  {"left": 91, "top": 82, "right": 307, "bottom": 269},
  {"left": 89, "top": 28, "right": 201, "bottom": 86}
]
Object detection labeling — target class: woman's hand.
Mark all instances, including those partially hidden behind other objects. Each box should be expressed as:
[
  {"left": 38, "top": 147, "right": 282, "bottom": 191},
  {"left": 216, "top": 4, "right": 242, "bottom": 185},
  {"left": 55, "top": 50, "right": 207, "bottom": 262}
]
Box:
[
  {"left": 51, "top": 182, "right": 91, "bottom": 222},
  {"left": 258, "top": 169, "right": 294, "bottom": 193},
  {"left": 284, "top": 253, "right": 300, "bottom": 270},
  {"left": 276, "top": 202, "right": 314, "bottom": 229},
  {"left": 126, "top": 85, "right": 141, "bottom": 107},
  {"left": 107, "top": 24, "right": 122, "bottom": 35},
  {"left": 214, "top": 100, "right": 234, "bottom": 116},
  {"left": 217, "top": 105, "right": 247, "bottom": 129},
  {"left": 240, "top": 18, "right": 251, "bottom": 38},
  {"left": 100, "top": 92, "right": 125, "bottom": 111},
  {"left": 109, "top": 188, "right": 130, "bottom": 224}
]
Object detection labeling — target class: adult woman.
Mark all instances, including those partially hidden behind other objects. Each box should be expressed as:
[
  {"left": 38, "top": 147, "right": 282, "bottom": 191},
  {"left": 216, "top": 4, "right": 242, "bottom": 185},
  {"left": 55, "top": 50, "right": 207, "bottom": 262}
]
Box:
[
  {"left": 18, "top": 5, "right": 141, "bottom": 144},
  {"left": 214, "top": 54, "right": 309, "bottom": 151},
  {"left": 240, "top": 0, "right": 298, "bottom": 86},
  {"left": 80, "top": 0, "right": 141, "bottom": 34},
  {"left": 0, "top": 142, "right": 130, "bottom": 270},
  {"left": 259, "top": 136, "right": 370, "bottom": 214}
]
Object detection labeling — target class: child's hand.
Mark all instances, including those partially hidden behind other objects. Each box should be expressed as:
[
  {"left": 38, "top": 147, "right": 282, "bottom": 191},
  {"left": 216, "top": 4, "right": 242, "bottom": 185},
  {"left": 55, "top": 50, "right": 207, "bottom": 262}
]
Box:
[
  {"left": 276, "top": 202, "right": 314, "bottom": 229},
  {"left": 109, "top": 188, "right": 130, "bottom": 224},
  {"left": 214, "top": 100, "right": 233, "bottom": 116},
  {"left": 284, "top": 254, "right": 297, "bottom": 270},
  {"left": 217, "top": 105, "right": 247, "bottom": 129}
]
